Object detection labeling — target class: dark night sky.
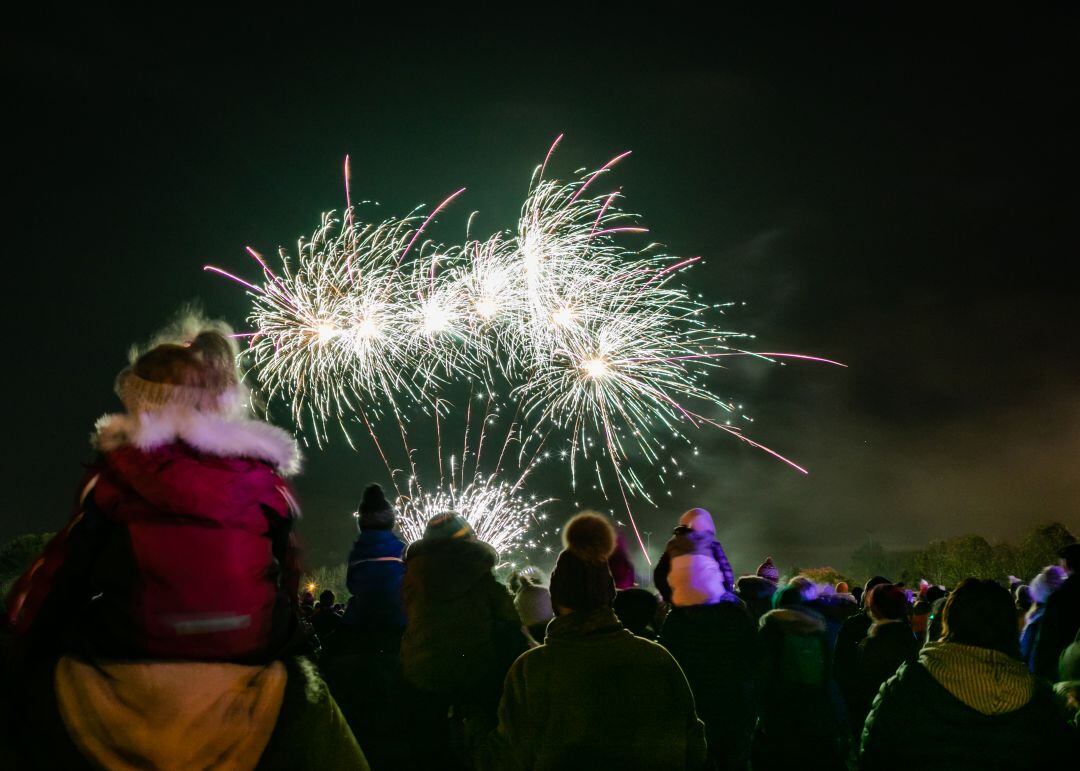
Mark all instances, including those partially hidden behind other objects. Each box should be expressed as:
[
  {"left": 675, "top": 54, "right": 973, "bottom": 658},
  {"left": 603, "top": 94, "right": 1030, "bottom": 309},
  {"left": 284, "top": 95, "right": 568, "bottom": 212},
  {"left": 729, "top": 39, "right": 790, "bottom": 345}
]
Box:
[{"left": 5, "top": 10, "right": 1079, "bottom": 574}]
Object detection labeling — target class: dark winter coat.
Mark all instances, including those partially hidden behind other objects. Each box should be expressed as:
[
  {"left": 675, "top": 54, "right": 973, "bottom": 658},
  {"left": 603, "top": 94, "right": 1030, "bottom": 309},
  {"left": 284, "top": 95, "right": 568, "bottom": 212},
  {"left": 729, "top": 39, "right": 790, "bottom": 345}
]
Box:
[
  {"left": 1033, "top": 573, "right": 1080, "bottom": 681},
  {"left": 754, "top": 607, "right": 843, "bottom": 770},
  {"left": 0, "top": 656, "right": 367, "bottom": 770},
  {"left": 400, "top": 537, "right": 525, "bottom": 705},
  {"left": 849, "top": 620, "right": 919, "bottom": 728},
  {"left": 654, "top": 529, "right": 735, "bottom": 605},
  {"left": 659, "top": 600, "right": 757, "bottom": 770},
  {"left": 5, "top": 412, "right": 301, "bottom": 665},
  {"left": 833, "top": 609, "right": 872, "bottom": 723},
  {"left": 319, "top": 626, "right": 432, "bottom": 770},
  {"left": 462, "top": 606, "right": 708, "bottom": 770},
  {"left": 860, "top": 642, "right": 1074, "bottom": 770},
  {"left": 343, "top": 528, "right": 406, "bottom": 632}
]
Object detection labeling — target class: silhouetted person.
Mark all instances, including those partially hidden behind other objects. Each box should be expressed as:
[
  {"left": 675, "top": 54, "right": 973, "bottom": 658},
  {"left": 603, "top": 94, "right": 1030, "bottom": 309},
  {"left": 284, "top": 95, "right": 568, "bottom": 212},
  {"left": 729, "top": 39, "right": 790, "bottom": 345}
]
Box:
[{"left": 860, "top": 578, "right": 1072, "bottom": 770}]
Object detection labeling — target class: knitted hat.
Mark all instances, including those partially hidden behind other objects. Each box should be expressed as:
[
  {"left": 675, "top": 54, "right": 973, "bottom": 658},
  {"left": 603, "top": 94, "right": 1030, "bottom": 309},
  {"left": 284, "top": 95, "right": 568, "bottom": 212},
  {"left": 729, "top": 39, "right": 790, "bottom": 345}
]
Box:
[
  {"left": 116, "top": 329, "right": 243, "bottom": 415},
  {"left": 549, "top": 512, "right": 617, "bottom": 613},
  {"left": 866, "top": 583, "right": 910, "bottom": 621},
  {"left": 756, "top": 557, "right": 780, "bottom": 584},
  {"left": 678, "top": 508, "right": 716, "bottom": 534},
  {"left": 422, "top": 511, "right": 474, "bottom": 541},
  {"left": 358, "top": 484, "right": 395, "bottom": 530}
]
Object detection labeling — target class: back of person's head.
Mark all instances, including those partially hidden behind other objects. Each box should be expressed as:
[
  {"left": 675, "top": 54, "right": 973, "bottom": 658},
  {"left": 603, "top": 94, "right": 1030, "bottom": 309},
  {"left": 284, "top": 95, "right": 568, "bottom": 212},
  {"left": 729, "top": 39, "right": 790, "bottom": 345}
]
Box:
[
  {"left": 319, "top": 589, "right": 335, "bottom": 607},
  {"left": 862, "top": 575, "right": 890, "bottom": 607},
  {"left": 612, "top": 587, "right": 660, "bottom": 637},
  {"left": 118, "top": 316, "right": 242, "bottom": 414},
  {"left": 787, "top": 576, "right": 820, "bottom": 602},
  {"left": 865, "top": 583, "right": 910, "bottom": 622},
  {"left": 549, "top": 511, "right": 617, "bottom": 613},
  {"left": 941, "top": 578, "right": 1019, "bottom": 658},
  {"left": 775, "top": 584, "right": 811, "bottom": 609},
  {"left": 924, "top": 584, "right": 947, "bottom": 605},
  {"left": 1059, "top": 542, "right": 1080, "bottom": 573},
  {"left": 358, "top": 483, "right": 396, "bottom": 531}
]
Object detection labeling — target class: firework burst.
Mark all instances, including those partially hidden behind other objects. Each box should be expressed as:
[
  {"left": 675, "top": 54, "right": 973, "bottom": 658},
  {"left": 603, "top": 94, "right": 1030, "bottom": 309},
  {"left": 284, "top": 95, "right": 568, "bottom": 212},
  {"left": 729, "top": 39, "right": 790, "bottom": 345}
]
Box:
[
  {"left": 209, "top": 140, "right": 843, "bottom": 560},
  {"left": 395, "top": 470, "right": 552, "bottom": 557}
]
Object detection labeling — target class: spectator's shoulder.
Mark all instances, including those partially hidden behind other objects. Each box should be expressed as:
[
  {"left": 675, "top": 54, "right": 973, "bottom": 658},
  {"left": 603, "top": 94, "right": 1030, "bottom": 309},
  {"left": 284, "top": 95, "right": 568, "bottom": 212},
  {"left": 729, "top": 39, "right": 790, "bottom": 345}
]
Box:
[{"left": 630, "top": 633, "right": 685, "bottom": 665}]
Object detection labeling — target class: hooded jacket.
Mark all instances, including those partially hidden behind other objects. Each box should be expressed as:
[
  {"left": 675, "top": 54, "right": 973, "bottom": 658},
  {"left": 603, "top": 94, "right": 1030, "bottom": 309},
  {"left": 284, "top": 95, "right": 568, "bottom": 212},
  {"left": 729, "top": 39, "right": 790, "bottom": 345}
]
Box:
[
  {"left": 860, "top": 642, "right": 1073, "bottom": 770},
  {"left": 1033, "top": 572, "right": 1080, "bottom": 681},
  {"left": 754, "top": 606, "right": 843, "bottom": 769},
  {"left": 848, "top": 620, "right": 919, "bottom": 726},
  {"left": 400, "top": 537, "right": 523, "bottom": 700},
  {"left": 6, "top": 410, "right": 302, "bottom": 663},
  {"left": 654, "top": 509, "right": 735, "bottom": 605},
  {"left": 1, "top": 655, "right": 366, "bottom": 770},
  {"left": 463, "top": 607, "right": 708, "bottom": 770}
]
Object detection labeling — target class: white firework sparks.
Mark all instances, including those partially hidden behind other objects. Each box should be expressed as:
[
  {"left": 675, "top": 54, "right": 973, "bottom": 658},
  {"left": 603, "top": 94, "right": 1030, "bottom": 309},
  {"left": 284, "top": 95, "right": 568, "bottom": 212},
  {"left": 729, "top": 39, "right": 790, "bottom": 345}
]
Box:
[
  {"left": 209, "top": 140, "right": 844, "bottom": 562},
  {"left": 395, "top": 472, "right": 552, "bottom": 556}
]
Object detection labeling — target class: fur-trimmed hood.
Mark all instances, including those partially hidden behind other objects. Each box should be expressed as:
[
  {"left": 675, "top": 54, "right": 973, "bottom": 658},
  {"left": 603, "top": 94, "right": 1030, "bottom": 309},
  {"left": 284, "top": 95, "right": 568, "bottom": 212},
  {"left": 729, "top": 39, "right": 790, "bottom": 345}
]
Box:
[{"left": 93, "top": 409, "right": 301, "bottom": 476}]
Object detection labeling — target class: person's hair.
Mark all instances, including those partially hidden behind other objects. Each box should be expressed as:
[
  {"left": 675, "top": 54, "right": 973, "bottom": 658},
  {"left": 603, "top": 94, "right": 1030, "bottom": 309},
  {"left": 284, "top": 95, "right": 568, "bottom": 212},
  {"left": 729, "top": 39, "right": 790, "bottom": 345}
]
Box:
[
  {"left": 774, "top": 584, "right": 810, "bottom": 609},
  {"left": 612, "top": 588, "right": 659, "bottom": 636},
  {"left": 862, "top": 575, "right": 890, "bottom": 607},
  {"left": 319, "top": 589, "right": 336, "bottom": 606},
  {"left": 132, "top": 330, "right": 238, "bottom": 392},
  {"left": 924, "top": 585, "right": 947, "bottom": 605},
  {"left": 865, "top": 583, "right": 910, "bottom": 621},
  {"left": 940, "top": 578, "right": 1020, "bottom": 658}
]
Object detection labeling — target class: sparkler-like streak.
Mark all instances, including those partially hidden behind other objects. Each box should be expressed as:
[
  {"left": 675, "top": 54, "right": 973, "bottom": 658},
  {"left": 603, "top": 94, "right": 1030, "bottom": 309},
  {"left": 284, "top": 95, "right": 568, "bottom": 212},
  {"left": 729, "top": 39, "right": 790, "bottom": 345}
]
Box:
[{"left": 208, "top": 140, "right": 843, "bottom": 561}]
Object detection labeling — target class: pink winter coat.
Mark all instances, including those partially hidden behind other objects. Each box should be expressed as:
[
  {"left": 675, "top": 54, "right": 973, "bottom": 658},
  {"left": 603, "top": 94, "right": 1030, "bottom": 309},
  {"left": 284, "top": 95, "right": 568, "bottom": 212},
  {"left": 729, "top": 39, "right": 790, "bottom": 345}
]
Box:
[{"left": 7, "top": 410, "right": 302, "bottom": 662}]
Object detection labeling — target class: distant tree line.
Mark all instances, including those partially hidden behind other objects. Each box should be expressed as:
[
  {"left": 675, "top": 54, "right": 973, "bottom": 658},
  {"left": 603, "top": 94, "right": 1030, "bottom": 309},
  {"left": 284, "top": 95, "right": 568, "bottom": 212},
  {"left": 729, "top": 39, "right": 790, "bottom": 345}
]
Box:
[{"left": 842, "top": 522, "right": 1076, "bottom": 587}]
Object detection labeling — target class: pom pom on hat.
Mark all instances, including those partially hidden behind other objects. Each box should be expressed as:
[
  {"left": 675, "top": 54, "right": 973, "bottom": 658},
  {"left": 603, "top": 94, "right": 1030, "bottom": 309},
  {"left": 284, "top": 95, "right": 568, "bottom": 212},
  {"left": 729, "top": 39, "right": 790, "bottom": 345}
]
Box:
[{"left": 562, "top": 511, "right": 617, "bottom": 564}]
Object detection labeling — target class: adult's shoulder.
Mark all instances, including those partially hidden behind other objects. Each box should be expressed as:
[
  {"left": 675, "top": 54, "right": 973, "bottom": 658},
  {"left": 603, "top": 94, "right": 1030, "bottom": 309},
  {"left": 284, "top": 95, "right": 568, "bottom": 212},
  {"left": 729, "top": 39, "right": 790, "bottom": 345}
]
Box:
[
  {"left": 264, "top": 657, "right": 368, "bottom": 770},
  {"left": 630, "top": 633, "right": 695, "bottom": 667},
  {"left": 405, "top": 536, "right": 496, "bottom": 565}
]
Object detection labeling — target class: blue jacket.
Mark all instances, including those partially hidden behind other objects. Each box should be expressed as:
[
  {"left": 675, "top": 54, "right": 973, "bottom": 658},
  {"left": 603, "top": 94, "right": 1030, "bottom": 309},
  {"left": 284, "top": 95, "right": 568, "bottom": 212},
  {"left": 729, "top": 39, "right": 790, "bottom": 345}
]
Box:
[{"left": 343, "top": 529, "right": 406, "bottom": 631}]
